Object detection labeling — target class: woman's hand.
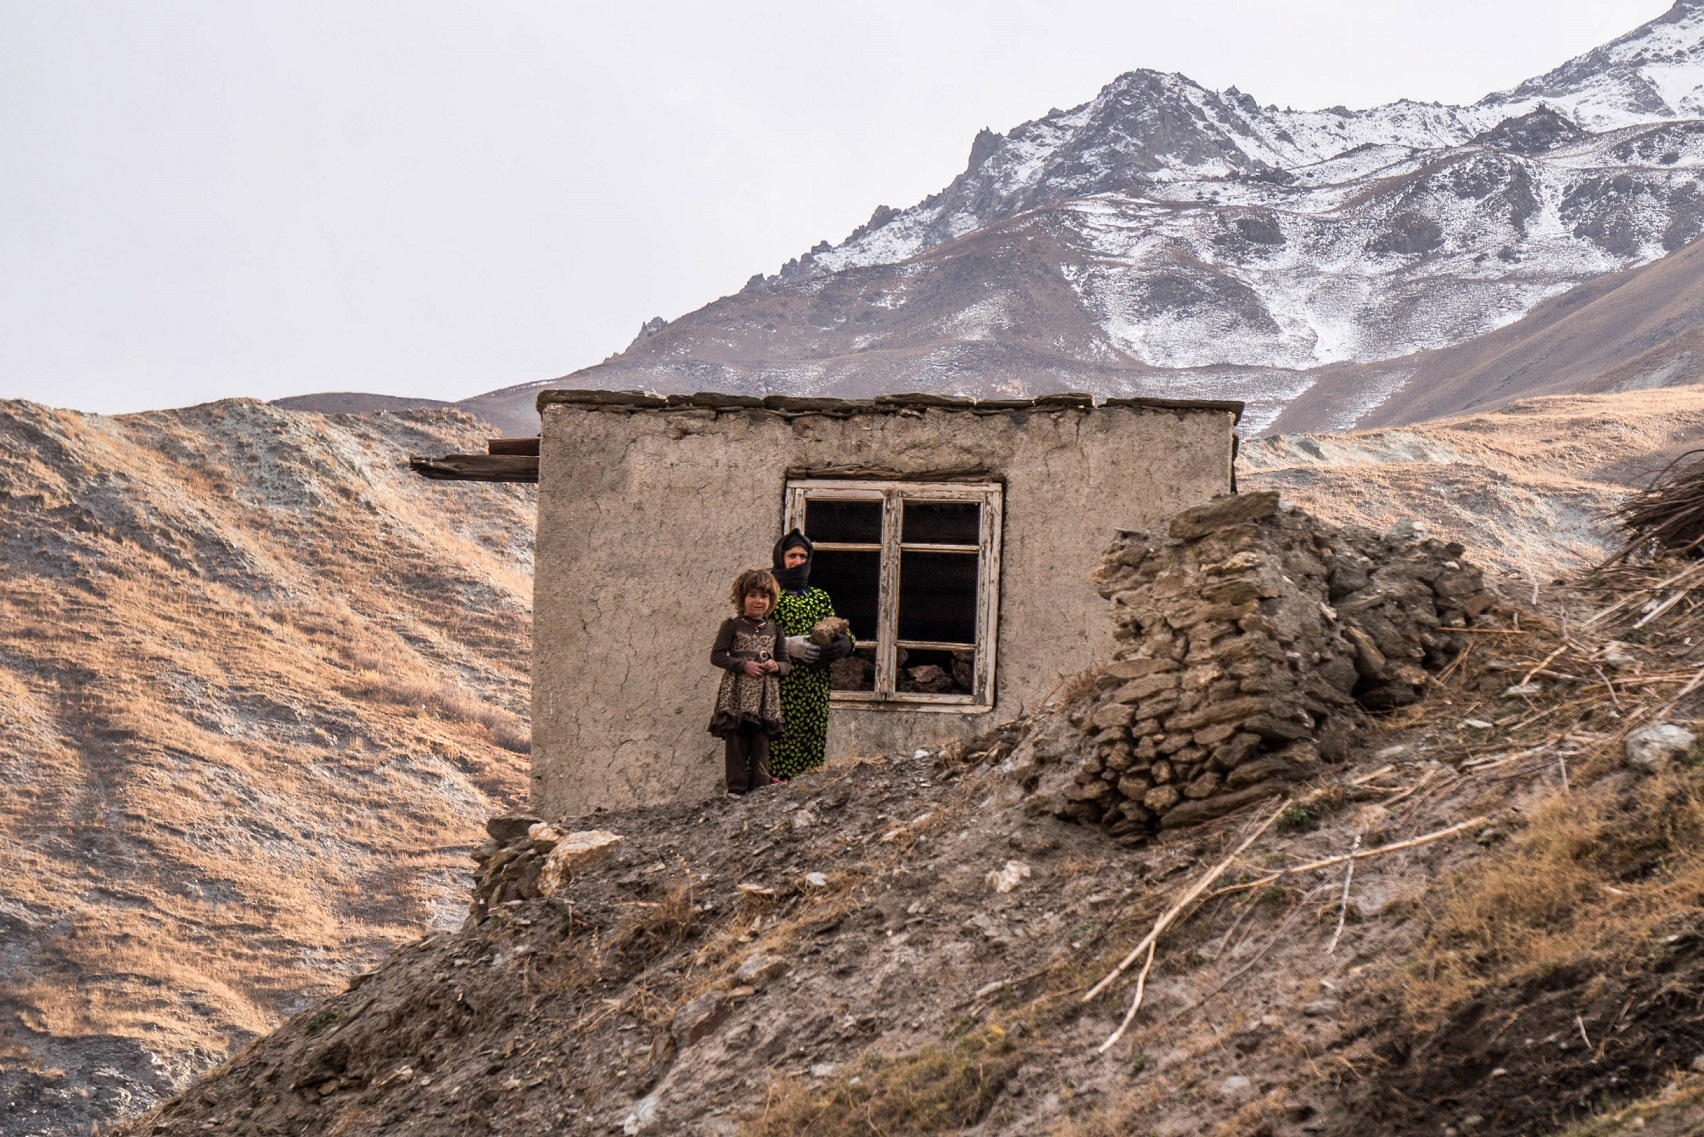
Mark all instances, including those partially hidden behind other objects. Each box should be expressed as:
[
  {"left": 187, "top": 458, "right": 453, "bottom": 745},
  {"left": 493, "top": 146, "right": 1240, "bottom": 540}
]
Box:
[{"left": 742, "top": 661, "right": 766, "bottom": 677}]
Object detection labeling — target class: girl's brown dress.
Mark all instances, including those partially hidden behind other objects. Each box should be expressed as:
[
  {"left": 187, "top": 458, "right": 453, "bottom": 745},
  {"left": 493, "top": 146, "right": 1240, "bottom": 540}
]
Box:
[{"left": 708, "top": 617, "right": 788, "bottom": 739}]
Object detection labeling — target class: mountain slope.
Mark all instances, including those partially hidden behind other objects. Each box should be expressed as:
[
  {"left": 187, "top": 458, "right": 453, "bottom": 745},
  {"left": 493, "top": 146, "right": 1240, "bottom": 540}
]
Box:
[
  {"left": 442, "top": 0, "right": 1704, "bottom": 434},
  {"left": 1267, "top": 232, "right": 1704, "bottom": 432},
  {"left": 0, "top": 400, "right": 534, "bottom": 1135}
]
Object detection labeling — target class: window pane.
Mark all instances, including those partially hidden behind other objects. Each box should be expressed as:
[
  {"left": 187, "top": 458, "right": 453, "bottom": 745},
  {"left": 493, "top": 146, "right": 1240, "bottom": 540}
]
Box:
[
  {"left": 898, "top": 551, "right": 978, "bottom": 644},
  {"left": 903, "top": 501, "right": 980, "bottom": 545},
  {"left": 829, "top": 643, "right": 877, "bottom": 692},
  {"left": 811, "top": 549, "right": 881, "bottom": 644},
  {"left": 804, "top": 499, "right": 882, "bottom": 544},
  {"left": 895, "top": 646, "right": 976, "bottom": 696}
]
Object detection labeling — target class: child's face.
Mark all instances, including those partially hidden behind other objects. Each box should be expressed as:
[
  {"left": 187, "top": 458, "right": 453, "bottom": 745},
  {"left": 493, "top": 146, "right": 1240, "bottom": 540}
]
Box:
[
  {"left": 742, "top": 591, "right": 772, "bottom": 618},
  {"left": 783, "top": 547, "right": 808, "bottom": 570}
]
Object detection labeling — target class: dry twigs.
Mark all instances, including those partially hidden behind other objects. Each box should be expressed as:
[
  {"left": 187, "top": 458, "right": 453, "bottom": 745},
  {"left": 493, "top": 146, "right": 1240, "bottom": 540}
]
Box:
[
  {"left": 1084, "top": 800, "right": 1285, "bottom": 1008},
  {"left": 1604, "top": 447, "right": 1704, "bottom": 564},
  {"left": 1326, "top": 832, "right": 1362, "bottom": 955},
  {"left": 1282, "top": 816, "right": 1489, "bottom": 876},
  {"left": 1096, "top": 940, "right": 1158, "bottom": 1054}
]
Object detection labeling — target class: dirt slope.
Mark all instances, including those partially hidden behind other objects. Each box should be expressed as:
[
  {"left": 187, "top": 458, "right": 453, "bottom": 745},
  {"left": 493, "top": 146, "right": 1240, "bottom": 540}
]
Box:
[
  {"left": 15, "top": 383, "right": 1704, "bottom": 1137},
  {"left": 0, "top": 399, "right": 534, "bottom": 1135},
  {"left": 1245, "top": 386, "right": 1704, "bottom": 579},
  {"left": 122, "top": 538, "right": 1704, "bottom": 1137}
]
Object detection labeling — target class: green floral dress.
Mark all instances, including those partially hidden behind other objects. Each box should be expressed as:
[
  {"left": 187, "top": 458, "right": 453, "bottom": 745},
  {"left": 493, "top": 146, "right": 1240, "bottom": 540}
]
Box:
[{"left": 770, "top": 587, "right": 847, "bottom": 778}]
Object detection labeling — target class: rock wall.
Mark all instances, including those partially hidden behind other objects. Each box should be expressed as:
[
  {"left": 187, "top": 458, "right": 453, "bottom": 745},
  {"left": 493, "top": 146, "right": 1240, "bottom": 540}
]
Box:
[{"left": 1019, "top": 492, "right": 1492, "bottom": 841}]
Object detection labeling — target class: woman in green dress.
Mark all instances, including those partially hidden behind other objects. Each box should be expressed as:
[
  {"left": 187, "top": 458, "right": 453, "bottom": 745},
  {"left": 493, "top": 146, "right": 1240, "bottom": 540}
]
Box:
[{"left": 769, "top": 531, "right": 854, "bottom": 779}]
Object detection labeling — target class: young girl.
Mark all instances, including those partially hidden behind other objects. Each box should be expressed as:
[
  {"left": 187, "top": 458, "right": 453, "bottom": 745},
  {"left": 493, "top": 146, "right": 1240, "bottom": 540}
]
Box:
[{"left": 708, "top": 569, "right": 791, "bottom": 794}]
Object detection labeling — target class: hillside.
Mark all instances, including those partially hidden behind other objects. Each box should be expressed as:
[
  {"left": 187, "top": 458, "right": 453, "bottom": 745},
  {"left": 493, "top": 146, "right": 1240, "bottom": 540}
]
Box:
[
  {"left": 122, "top": 448, "right": 1704, "bottom": 1137},
  {"left": 1266, "top": 233, "right": 1704, "bottom": 433},
  {"left": 1245, "top": 385, "right": 1704, "bottom": 576},
  {"left": 0, "top": 400, "right": 534, "bottom": 1136},
  {"left": 11, "top": 384, "right": 1704, "bottom": 1136}
]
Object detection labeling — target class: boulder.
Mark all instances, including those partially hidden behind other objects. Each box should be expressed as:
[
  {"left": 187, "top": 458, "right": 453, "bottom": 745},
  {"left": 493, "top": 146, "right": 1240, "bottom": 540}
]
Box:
[
  {"left": 1625, "top": 723, "right": 1697, "bottom": 774},
  {"left": 536, "top": 830, "right": 624, "bottom": 897},
  {"left": 486, "top": 812, "right": 543, "bottom": 846},
  {"left": 1169, "top": 492, "right": 1280, "bottom": 540}
]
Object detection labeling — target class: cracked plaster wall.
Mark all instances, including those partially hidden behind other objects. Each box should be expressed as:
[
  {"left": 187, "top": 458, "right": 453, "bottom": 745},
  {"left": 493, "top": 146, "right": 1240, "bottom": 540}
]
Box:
[{"left": 532, "top": 403, "right": 1236, "bottom": 817}]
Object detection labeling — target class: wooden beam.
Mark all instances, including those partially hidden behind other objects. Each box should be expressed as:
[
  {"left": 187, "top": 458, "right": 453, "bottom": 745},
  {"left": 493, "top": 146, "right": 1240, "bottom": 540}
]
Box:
[{"left": 408, "top": 454, "right": 538, "bottom": 483}]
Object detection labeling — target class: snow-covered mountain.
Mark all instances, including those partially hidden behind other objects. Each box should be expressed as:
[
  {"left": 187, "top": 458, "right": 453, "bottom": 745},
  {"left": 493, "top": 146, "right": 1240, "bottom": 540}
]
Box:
[{"left": 458, "top": 0, "right": 1704, "bottom": 435}]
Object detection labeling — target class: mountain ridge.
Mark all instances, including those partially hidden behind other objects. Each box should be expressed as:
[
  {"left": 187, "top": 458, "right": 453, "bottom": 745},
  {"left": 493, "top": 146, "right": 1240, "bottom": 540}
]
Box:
[{"left": 414, "top": 0, "right": 1704, "bottom": 435}]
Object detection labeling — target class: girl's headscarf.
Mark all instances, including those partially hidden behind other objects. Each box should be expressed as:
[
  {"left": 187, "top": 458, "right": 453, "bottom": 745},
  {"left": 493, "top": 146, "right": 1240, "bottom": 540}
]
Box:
[{"left": 772, "top": 529, "right": 813, "bottom": 592}]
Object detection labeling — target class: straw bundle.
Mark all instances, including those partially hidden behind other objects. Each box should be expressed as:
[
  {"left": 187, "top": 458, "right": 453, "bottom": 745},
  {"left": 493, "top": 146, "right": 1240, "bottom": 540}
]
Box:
[{"left": 1608, "top": 448, "right": 1704, "bottom": 563}]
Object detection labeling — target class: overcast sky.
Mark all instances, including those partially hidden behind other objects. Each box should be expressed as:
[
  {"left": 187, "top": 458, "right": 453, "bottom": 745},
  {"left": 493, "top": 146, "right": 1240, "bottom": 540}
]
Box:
[{"left": 0, "top": 1, "right": 1675, "bottom": 414}]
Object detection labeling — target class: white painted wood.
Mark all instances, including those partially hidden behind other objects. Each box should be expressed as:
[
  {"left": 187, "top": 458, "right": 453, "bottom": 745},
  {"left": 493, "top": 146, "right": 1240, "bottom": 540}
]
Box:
[{"left": 786, "top": 477, "right": 1004, "bottom": 710}]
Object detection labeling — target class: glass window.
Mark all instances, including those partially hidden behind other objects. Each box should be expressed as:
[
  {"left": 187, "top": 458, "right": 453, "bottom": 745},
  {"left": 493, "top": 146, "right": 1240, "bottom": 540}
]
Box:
[{"left": 785, "top": 480, "right": 1002, "bottom": 708}]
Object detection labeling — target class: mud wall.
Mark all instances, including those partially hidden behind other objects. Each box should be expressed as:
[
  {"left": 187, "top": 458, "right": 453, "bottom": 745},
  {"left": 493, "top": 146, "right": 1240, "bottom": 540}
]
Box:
[{"left": 532, "top": 393, "right": 1237, "bottom": 818}]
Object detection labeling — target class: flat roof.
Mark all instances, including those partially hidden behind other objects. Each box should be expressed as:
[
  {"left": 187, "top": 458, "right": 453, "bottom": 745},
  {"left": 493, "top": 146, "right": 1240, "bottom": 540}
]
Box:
[{"left": 536, "top": 389, "right": 1244, "bottom": 422}]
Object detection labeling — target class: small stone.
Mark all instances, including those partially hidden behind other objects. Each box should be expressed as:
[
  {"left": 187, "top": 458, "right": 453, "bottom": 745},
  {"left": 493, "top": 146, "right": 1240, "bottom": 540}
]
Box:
[
  {"left": 1301, "top": 999, "right": 1335, "bottom": 1017},
  {"left": 1501, "top": 683, "right": 1543, "bottom": 699},
  {"left": 526, "top": 822, "right": 563, "bottom": 851},
  {"left": 804, "top": 872, "right": 829, "bottom": 889},
  {"left": 486, "top": 812, "right": 543, "bottom": 846},
  {"left": 1091, "top": 703, "right": 1138, "bottom": 730},
  {"left": 809, "top": 1063, "right": 839, "bottom": 1079},
  {"left": 1462, "top": 719, "right": 1494, "bottom": 730},
  {"left": 1193, "top": 722, "right": 1239, "bottom": 748},
  {"left": 1169, "top": 491, "right": 1280, "bottom": 540},
  {"left": 672, "top": 995, "right": 729, "bottom": 1044},
  {"left": 791, "top": 810, "right": 817, "bottom": 830},
  {"left": 1217, "top": 1074, "right": 1254, "bottom": 1099},
  {"left": 1385, "top": 519, "right": 1428, "bottom": 543},
  {"left": 1106, "top": 657, "right": 1179, "bottom": 681},
  {"left": 1151, "top": 759, "right": 1175, "bottom": 784},
  {"left": 536, "top": 830, "right": 624, "bottom": 897},
  {"left": 986, "top": 860, "right": 1032, "bottom": 894},
  {"left": 1183, "top": 771, "right": 1221, "bottom": 799},
  {"left": 1143, "top": 785, "right": 1181, "bottom": 813},
  {"left": 735, "top": 954, "right": 787, "bottom": 988},
  {"left": 1626, "top": 722, "right": 1696, "bottom": 774},
  {"left": 1690, "top": 1053, "right": 1704, "bottom": 1072},
  {"left": 622, "top": 1092, "right": 660, "bottom": 1134},
  {"left": 1226, "top": 757, "right": 1301, "bottom": 789}
]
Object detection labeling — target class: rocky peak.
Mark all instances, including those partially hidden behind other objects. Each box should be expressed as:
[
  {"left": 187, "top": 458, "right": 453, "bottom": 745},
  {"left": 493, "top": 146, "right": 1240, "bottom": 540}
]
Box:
[
  {"left": 1470, "top": 105, "right": 1587, "bottom": 153},
  {"left": 1477, "top": 0, "right": 1704, "bottom": 127}
]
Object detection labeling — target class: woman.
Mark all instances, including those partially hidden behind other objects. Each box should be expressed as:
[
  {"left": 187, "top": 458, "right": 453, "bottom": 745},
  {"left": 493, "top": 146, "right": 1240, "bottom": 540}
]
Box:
[{"left": 768, "top": 530, "right": 854, "bottom": 779}]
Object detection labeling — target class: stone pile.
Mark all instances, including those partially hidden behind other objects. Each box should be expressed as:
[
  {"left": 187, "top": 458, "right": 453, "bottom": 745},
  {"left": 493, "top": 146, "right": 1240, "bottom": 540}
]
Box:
[
  {"left": 469, "top": 812, "right": 623, "bottom": 919},
  {"left": 1038, "top": 492, "right": 1492, "bottom": 841}
]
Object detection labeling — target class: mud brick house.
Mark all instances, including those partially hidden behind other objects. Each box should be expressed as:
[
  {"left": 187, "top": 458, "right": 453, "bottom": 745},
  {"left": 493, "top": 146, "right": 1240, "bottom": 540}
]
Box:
[{"left": 531, "top": 390, "right": 1241, "bottom": 818}]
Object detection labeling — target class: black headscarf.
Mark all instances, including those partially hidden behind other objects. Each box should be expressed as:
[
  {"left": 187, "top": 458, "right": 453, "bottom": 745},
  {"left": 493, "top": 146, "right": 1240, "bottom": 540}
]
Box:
[{"left": 773, "top": 529, "right": 813, "bottom": 593}]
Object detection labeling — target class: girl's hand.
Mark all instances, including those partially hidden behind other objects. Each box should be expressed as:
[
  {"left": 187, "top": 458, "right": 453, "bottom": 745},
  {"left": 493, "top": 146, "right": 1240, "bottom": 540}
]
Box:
[
  {"left": 764, "top": 659, "right": 781, "bottom": 674},
  {"left": 742, "top": 661, "right": 766, "bottom": 677}
]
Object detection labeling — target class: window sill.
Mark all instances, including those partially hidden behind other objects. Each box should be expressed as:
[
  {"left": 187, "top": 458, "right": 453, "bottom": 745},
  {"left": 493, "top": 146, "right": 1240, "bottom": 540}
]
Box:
[{"left": 830, "top": 694, "right": 994, "bottom": 715}]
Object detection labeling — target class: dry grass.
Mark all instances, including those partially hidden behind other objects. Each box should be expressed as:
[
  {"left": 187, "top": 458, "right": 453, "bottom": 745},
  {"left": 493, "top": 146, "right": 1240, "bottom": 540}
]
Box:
[
  {"left": 743, "top": 1024, "right": 1022, "bottom": 1137},
  {"left": 1550, "top": 1072, "right": 1704, "bottom": 1136},
  {"left": 352, "top": 673, "right": 531, "bottom": 752},
  {"left": 0, "top": 398, "right": 536, "bottom": 1114},
  {"left": 1399, "top": 767, "right": 1704, "bottom": 1023}
]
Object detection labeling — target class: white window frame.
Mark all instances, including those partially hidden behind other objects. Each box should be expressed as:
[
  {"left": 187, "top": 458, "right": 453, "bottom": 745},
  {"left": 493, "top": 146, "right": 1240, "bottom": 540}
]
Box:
[{"left": 784, "top": 479, "right": 1002, "bottom": 713}]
